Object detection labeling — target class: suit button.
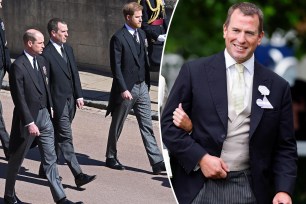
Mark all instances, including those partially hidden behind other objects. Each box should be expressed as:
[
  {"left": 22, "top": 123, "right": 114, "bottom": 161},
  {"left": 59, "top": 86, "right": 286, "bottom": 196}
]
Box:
[{"left": 221, "top": 134, "right": 226, "bottom": 139}]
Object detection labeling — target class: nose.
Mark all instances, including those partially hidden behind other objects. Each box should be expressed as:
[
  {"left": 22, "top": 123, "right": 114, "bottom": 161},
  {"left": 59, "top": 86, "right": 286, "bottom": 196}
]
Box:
[{"left": 237, "top": 32, "right": 246, "bottom": 43}]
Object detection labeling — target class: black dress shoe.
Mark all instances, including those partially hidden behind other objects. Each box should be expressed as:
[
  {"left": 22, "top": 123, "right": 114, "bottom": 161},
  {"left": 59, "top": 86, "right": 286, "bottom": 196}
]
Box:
[
  {"left": 105, "top": 157, "right": 125, "bottom": 170},
  {"left": 57, "top": 198, "right": 84, "bottom": 204},
  {"left": 75, "top": 173, "right": 96, "bottom": 188},
  {"left": 152, "top": 161, "right": 166, "bottom": 175},
  {"left": 4, "top": 194, "right": 22, "bottom": 204}
]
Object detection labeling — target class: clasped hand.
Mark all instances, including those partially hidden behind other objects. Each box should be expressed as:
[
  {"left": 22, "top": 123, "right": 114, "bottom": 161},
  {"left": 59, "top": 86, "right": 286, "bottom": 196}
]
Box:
[{"left": 199, "top": 154, "right": 229, "bottom": 179}]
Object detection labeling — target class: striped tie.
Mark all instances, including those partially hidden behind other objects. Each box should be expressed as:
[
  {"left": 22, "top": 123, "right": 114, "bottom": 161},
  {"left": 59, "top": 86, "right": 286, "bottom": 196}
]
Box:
[{"left": 232, "top": 63, "right": 245, "bottom": 114}]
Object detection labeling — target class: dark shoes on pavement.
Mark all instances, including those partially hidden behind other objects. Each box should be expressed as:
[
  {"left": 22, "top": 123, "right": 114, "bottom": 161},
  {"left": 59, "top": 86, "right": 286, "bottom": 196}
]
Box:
[
  {"left": 4, "top": 194, "right": 22, "bottom": 204},
  {"left": 105, "top": 157, "right": 125, "bottom": 170},
  {"left": 57, "top": 198, "right": 84, "bottom": 204},
  {"left": 75, "top": 173, "right": 96, "bottom": 188},
  {"left": 152, "top": 161, "right": 166, "bottom": 175}
]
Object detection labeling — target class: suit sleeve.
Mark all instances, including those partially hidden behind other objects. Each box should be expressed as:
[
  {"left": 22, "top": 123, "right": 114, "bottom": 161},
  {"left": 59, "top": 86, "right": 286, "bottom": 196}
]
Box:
[
  {"left": 110, "top": 35, "right": 127, "bottom": 92},
  {"left": 273, "top": 83, "right": 298, "bottom": 196},
  {"left": 69, "top": 47, "right": 83, "bottom": 99},
  {"left": 9, "top": 63, "right": 34, "bottom": 125},
  {"left": 161, "top": 63, "right": 207, "bottom": 174}
]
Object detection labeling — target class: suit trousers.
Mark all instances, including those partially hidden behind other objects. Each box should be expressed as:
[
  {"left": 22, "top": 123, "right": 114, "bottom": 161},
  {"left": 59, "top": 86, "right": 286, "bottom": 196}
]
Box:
[
  {"left": 5, "top": 108, "right": 66, "bottom": 202},
  {"left": 0, "top": 100, "right": 9, "bottom": 150},
  {"left": 106, "top": 82, "right": 163, "bottom": 166},
  {"left": 191, "top": 170, "right": 257, "bottom": 204},
  {"left": 53, "top": 96, "right": 82, "bottom": 177}
]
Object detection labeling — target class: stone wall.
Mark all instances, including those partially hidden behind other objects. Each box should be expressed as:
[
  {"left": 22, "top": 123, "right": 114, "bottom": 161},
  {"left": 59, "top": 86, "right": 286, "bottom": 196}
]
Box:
[{"left": 0, "top": 0, "right": 175, "bottom": 74}]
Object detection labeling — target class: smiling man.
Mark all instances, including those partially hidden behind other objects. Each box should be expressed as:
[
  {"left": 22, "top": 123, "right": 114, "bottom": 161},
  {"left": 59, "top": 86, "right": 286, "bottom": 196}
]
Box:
[{"left": 161, "top": 2, "right": 297, "bottom": 204}]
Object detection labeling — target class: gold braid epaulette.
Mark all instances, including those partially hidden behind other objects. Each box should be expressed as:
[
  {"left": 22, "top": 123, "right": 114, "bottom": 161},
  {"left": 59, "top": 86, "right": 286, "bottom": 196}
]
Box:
[{"left": 138, "top": 0, "right": 165, "bottom": 24}]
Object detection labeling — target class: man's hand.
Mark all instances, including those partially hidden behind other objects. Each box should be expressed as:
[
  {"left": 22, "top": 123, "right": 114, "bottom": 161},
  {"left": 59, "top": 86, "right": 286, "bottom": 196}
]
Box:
[
  {"left": 199, "top": 154, "right": 229, "bottom": 179},
  {"left": 173, "top": 103, "right": 193, "bottom": 132},
  {"left": 121, "top": 90, "right": 133, "bottom": 100},
  {"left": 76, "top": 98, "right": 84, "bottom": 109},
  {"left": 273, "top": 192, "right": 292, "bottom": 204},
  {"left": 28, "top": 123, "right": 40, "bottom": 137}
]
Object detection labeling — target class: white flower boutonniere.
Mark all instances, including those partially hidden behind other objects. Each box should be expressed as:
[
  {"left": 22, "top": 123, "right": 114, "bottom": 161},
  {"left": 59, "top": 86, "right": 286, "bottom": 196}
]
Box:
[{"left": 256, "top": 85, "right": 273, "bottom": 109}]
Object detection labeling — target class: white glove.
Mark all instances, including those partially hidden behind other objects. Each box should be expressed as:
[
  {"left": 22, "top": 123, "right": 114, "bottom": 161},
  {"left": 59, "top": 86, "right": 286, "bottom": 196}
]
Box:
[{"left": 157, "top": 34, "right": 166, "bottom": 42}]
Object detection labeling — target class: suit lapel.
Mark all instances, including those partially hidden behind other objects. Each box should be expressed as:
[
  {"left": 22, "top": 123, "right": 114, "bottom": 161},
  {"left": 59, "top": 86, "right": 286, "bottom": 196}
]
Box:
[
  {"left": 122, "top": 27, "right": 140, "bottom": 67},
  {"left": 22, "top": 54, "right": 42, "bottom": 93},
  {"left": 64, "top": 44, "right": 73, "bottom": 68},
  {"left": 206, "top": 53, "right": 228, "bottom": 130},
  {"left": 249, "top": 62, "right": 271, "bottom": 138},
  {"left": 47, "top": 42, "right": 71, "bottom": 78},
  {"left": 37, "top": 57, "right": 48, "bottom": 89}
]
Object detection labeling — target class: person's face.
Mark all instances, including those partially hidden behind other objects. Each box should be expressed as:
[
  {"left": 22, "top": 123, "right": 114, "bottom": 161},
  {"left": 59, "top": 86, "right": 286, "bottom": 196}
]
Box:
[
  {"left": 126, "top": 10, "right": 142, "bottom": 29},
  {"left": 29, "top": 33, "right": 45, "bottom": 55},
  {"left": 223, "top": 9, "right": 264, "bottom": 63},
  {"left": 52, "top": 22, "right": 68, "bottom": 44}
]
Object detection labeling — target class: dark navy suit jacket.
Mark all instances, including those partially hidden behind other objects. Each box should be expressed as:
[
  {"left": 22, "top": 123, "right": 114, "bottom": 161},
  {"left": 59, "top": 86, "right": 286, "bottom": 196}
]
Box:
[
  {"left": 106, "top": 26, "right": 150, "bottom": 116},
  {"left": 42, "top": 42, "right": 83, "bottom": 120},
  {"left": 9, "top": 54, "right": 52, "bottom": 152}
]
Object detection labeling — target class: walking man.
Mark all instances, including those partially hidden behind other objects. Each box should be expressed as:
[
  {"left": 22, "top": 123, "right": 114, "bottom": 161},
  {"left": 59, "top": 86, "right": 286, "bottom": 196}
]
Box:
[
  {"left": 41, "top": 18, "right": 96, "bottom": 187},
  {"left": 105, "top": 2, "right": 165, "bottom": 174},
  {"left": 5, "top": 29, "right": 82, "bottom": 204}
]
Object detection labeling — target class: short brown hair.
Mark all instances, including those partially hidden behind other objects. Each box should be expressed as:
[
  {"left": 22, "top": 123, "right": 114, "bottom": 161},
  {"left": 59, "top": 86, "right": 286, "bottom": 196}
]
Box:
[
  {"left": 224, "top": 2, "right": 264, "bottom": 34},
  {"left": 122, "top": 2, "right": 143, "bottom": 18},
  {"left": 47, "top": 18, "right": 67, "bottom": 36}
]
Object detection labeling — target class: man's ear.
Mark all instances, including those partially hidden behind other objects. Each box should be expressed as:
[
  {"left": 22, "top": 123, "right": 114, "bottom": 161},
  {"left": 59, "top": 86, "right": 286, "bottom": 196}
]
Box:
[
  {"left": 27, "top": 40, "right": 33, "bottom": 48},
  {"left": 126, "top": 15, "right": 131, "bottom": 21},
  {"left": 51, "top": 30, "right": 56, "bottom": 37}
]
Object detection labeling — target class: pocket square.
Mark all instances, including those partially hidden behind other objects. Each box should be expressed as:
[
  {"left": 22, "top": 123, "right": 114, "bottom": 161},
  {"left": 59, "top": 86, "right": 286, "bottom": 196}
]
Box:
[{"left": 256, "top": 96, "right": 273, "bottom": 109}]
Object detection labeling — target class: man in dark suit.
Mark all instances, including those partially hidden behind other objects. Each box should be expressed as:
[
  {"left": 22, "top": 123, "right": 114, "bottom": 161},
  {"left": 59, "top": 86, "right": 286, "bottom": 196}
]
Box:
[
  {"left": 161, "top": 2, "right": 297, "bottom": 204},
  {"left": 0, "top": 0, "right": 11, "bottom": 160},
  {"left": 41, "top": 18, "right": 95, "bottom": 187},
  {"left": 5, "top": 29, "right": 82, "bottom": 204},
  {"left": 105, "top": 2, "right": 165, "bottom": 174},
  {"left": 139, "top": 0, "right": 168, "bottom": 72}
]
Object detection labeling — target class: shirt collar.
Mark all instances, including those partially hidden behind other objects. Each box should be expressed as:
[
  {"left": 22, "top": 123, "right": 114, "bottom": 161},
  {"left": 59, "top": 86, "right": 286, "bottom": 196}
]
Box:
[
  {"left": 125, "top": 23, "right": 137, "bottom": 35},
  {"left": 224, "top": 48, "right": 254, "bottom": 75},
  {"left": 50, "top": 39, "right": 63, "bottom": 50},
  {"left": 24, "top": 50, "right": 34, "bottom": 62}
]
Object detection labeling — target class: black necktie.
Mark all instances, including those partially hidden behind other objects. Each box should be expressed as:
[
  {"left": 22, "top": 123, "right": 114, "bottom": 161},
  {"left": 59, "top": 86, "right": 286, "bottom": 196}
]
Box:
[
  {"left": 61, "top": 46, "right": 68, "bottom": 63},
  {"left": 33, "top": 57, "right": 39, "bottom": 77},
  {"left": 133, "top": 30, "right": 140, "bottom": 44}
]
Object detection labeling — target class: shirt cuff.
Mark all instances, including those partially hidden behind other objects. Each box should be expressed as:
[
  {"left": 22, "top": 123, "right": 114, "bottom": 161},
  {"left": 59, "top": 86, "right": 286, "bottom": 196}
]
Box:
[{"left": 25, "top": 122, "right": 34, "bottom": 127}]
